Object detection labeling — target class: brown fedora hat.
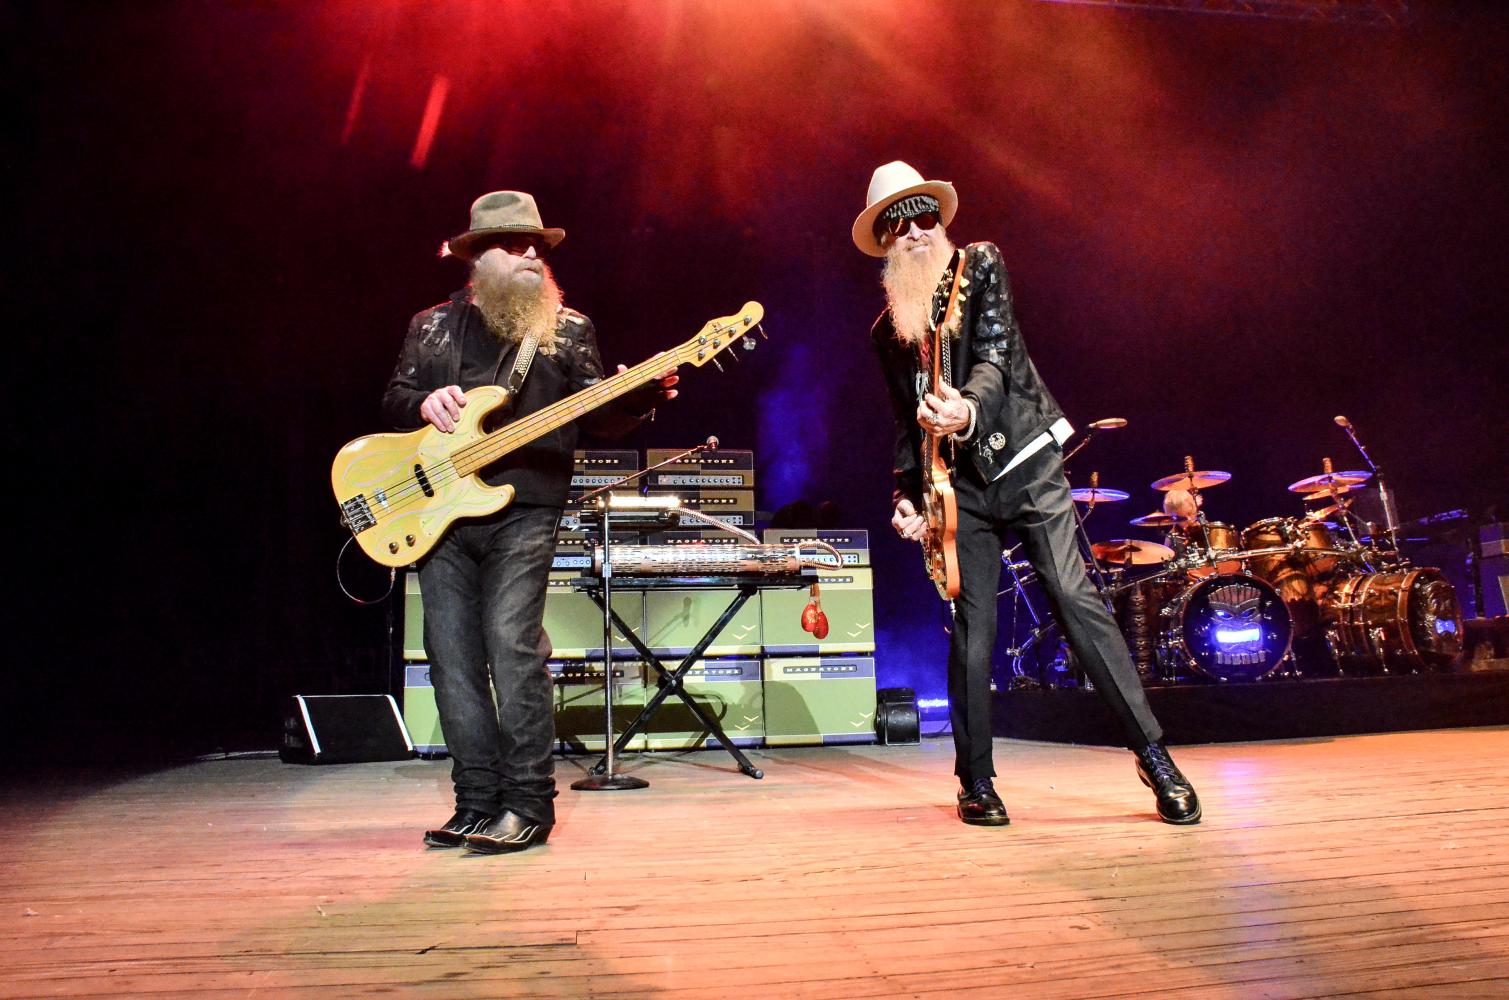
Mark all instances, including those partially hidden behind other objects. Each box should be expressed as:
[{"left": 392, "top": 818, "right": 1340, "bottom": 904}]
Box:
[{"left": 443, "top": 190, "right": 565, "bottom": 261}]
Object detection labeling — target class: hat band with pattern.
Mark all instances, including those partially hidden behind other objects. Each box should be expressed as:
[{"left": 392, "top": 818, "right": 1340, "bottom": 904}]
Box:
[{"left": 880, "top": 195, "right": 941, "bottom": 223}]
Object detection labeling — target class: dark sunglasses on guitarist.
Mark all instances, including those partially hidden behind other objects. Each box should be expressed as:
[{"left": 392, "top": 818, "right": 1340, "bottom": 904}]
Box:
[
  {"left": 481, "top": 233, "right": 551, "bottom": 258},
  {"left": 882, "top": 210, "right": 940, "bottom": 238}
]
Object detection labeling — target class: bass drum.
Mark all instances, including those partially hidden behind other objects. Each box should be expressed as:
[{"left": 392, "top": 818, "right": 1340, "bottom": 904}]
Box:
[
  {"left": 1160, "top": 573, "right": 1293, "bottom": 682},
  {"left": 1324, "top": 568, "right": 1463, "bottom": 673}
]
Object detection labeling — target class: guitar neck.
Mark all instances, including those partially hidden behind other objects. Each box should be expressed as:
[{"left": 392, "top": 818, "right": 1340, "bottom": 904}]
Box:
[{"left": 451, "top": 350, "right": 676, "bottom": 476}]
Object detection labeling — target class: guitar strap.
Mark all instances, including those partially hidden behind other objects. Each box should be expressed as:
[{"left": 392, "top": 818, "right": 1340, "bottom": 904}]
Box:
[{"left": 497, "top": 330, "right": 542, "bottom": 397}]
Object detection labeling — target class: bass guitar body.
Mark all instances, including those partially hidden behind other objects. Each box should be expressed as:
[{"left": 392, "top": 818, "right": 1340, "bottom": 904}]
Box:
[{"left": 331, "top": 384, "right": 517, "bottom": 568}]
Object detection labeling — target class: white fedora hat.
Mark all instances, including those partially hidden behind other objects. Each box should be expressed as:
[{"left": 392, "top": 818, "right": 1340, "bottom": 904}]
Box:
[{"left": 851, "top": 160, "right": 958, "bottom": 257}]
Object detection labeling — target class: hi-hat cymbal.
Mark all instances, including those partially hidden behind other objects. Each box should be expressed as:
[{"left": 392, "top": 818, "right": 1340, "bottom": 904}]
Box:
[
  {"left": 1128, "top": 511, "right": 1191, "bottom": 528},
  {"left": 1152, "top": 470, "right": 1231, "bottom": 491},
  {"left": 1071, "top": 487, "right": 1130, "bottom": 504},
  {"left": 1091, "top": 539, "right": 1175, "bottom": 566},
  {"left": 1288, "top": 470, "right": 1371, "bottom": 494}
]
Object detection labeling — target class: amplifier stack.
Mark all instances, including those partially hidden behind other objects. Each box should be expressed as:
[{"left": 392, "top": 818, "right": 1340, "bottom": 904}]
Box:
[{"left": 402, "top": 448, "right": 878, "bottom": 755}]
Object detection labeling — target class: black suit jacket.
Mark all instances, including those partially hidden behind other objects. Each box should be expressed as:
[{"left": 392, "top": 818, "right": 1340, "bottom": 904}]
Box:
[{"left": 871, "top": 241, "right": 1067, "bottom": 507}]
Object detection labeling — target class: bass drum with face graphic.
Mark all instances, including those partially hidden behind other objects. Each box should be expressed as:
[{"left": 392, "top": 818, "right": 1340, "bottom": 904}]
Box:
[{"left": 1159, "top": 573, "right": 1294, "bottom": 683}]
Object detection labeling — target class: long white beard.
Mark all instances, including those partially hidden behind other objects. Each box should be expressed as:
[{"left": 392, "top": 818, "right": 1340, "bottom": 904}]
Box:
[
  {"left": 471, "top": 260, "right": 564, "bottom": 348},
  {"left": 881, "top": 234, "right": 956, "bottom": 344}
]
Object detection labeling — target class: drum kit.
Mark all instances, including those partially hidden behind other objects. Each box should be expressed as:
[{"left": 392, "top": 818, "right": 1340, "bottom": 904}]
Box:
[{"left": 1039, "top": 454, "right": 1466, "bottom": 685}]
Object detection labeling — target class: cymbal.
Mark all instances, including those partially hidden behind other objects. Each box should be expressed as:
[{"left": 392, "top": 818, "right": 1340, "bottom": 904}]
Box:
[
  {"left": 1128, "top": 511, "right": 1191, "bottom": 528},
  {"left": 1151, "top": 470, "right": 1231, "bottom": 491},
  {"left": 1071, "top": 487, "right": 1130, "bottom": 504},
  {"left": 1288, "top": 470, "right": 1371, "bottom": 494},
  {"left": 1304, "top": 497, "right": 1354, "bottom": 521},
  {"left": 1091, "top": 539, "right": 1175, "bottom": 566}
]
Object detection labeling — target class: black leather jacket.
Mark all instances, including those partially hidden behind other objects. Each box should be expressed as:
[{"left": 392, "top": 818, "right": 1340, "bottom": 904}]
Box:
[
  {"left": 382, "top": 289, "right": 643, "bottom": 507},
  {"left": 871, "top": 241, "right": 1067, "bottom": 507}
]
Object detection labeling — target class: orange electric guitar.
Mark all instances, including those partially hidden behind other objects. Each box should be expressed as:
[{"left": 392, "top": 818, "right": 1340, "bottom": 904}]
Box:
[
  {"left": 919, "top": 254, "right": 969, "bottom": 600},
  {"left": 332, "top": 303, "right": 764, "bottom": 568}
]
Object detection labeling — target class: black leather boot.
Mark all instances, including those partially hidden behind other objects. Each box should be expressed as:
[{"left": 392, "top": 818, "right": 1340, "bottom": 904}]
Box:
[
  {"left": 423, "top": 808, "right": 496, "bottom": 848},
  {"left": 1134, "top": 742, "right": 1202, "bottom": 825},
  {"left": 463, "top": 810, "right": 553, "bottom": 854},
  {"left": 956, "top": 778, "right": 1011, "bottom": 826}
]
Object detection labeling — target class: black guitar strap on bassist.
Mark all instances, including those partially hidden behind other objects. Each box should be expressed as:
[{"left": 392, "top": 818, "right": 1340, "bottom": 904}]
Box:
[{"left": 497, "top": 329, "right": 542, "bottom": 398}]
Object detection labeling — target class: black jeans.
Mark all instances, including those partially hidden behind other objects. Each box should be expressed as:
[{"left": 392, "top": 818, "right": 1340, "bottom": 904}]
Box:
[
  {"left": 417, "top": 504, "right": 559, "bottom": 825},
  {"left": 948, "top": 444, "right": 1163, "bottom": 784}
]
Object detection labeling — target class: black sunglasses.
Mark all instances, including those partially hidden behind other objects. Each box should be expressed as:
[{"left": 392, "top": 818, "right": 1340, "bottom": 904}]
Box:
[
  {"left": 480, "top": 233, "right": 551, "bottom": 258},
  {"left": 881, "top": 209, "right": 940, "bottom": 239}
]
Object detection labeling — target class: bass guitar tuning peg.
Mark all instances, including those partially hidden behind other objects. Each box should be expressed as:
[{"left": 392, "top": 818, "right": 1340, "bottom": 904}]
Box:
[{"left": 712, "top": 357, "right": 724, "bottom": 373}]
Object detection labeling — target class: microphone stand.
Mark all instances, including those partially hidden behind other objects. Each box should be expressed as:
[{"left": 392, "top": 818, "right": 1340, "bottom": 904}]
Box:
[
  {"left": 574, "top": 437, "right": 720, "bottom": 508},
  {"left": 570, "top": 437, "right": 717, "bottom": 793},
  {"left": 1338, "top": 421, "right": 1399, "bottom": 552}
]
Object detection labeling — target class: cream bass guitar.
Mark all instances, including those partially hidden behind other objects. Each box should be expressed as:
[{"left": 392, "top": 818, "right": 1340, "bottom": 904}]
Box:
[{"left": 333, "top": 303, "right": 764, "bottom": 568}]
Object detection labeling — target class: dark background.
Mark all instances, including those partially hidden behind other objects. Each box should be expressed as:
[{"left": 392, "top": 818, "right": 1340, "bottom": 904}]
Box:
[{"left": 9, "top": 1, "right": 1505, "bottom": 761}]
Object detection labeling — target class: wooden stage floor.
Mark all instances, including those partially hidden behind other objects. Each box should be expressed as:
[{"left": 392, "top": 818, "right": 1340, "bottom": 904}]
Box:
[{"left": 4, "top": 729, "right": 1508, "bottom": 998}]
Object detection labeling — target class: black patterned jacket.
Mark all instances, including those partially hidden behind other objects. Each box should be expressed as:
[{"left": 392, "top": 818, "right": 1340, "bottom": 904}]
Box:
[
  {"left": 382, "top": 289, "right": 645, "bottom": 507},
  {"left": 871, "top": 242, "right": 1067, "bottom": 507}
]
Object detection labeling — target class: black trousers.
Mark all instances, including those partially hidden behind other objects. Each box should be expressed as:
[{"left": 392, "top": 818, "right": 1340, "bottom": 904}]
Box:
[
  {"left": 948, "top": 443, "right": 1163, "bottom": 784},
  {"left": 418, "top": 504, "right": 560, "bottom": 825}
]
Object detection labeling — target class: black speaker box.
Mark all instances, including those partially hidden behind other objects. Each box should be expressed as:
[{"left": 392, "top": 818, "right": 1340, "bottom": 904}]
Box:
[
  {"left": 280, "top": 695, "right": 415, "bottom": 765},
  {"left": 875, "top": 687, "right": 921, "bottom": 746}
]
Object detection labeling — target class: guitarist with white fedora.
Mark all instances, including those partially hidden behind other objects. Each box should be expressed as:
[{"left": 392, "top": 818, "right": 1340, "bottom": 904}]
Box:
[
  {"left": 383, "top": 190, "right": 678, "bottom": 854},
  {"left": 858, "top": 161, "right": 1200, "bottom": 826}
]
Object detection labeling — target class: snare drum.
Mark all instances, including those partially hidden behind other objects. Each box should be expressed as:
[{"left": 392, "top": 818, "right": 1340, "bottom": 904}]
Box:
[{"left": 1159, "top": 573, "right": 1293, "bottom": 682}]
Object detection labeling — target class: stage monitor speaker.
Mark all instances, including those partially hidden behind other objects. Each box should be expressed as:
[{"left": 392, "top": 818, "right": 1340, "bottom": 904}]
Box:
[
  {"left": 280, "top": 695, "right": 415, "bottom": 765},
  {"left": 875, "top": 687, "right": 920, "bottom": 745}
]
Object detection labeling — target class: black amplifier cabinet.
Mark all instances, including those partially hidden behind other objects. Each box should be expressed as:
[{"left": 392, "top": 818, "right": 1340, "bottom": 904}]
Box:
[
  {"left": 1482, "top": 523, "right": 1509, "bottom": 618},
  {"left": 761, "top": 529, "right": 871, "bottom": 568},
  {"left": 643, "top": 488, "right": 755, "bottom": 528},
  {"left": 645, "top": 448, "right": 755, "bottom": 490},
  {"left": 569, "top": 449, "right": 640, "bottom": 496}
]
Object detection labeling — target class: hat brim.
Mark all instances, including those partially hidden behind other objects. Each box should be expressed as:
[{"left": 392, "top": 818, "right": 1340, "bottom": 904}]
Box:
[
  {"left": 446, "top": 225, "right": 566, "bottom": 261},
  {"left": 851, "top": 180, "right": 958, "bottom": 257}
]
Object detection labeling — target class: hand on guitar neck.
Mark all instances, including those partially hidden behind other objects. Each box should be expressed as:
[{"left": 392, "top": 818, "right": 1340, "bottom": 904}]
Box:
[{"left": 917, "top": 382, "right": 971, "bottom": 437}]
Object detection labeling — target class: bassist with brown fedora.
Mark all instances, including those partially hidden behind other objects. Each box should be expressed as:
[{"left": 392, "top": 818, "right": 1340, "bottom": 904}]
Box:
[
  {"left": 376, "top": 190, "right": 678, "bottom": 854},
  {"left": 857, "top": 161, "right": 1200, "bottom": 826}
]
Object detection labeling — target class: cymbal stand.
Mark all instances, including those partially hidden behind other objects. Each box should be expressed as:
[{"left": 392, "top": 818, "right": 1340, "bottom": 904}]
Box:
[{"left": 999, "top": 546, "right": 1056, "bottom": 685}]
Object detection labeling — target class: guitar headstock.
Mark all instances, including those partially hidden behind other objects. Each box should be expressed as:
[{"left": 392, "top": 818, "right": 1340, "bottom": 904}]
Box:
[{"left": 673, "top": 301, "right": 766, "bottom": 370}]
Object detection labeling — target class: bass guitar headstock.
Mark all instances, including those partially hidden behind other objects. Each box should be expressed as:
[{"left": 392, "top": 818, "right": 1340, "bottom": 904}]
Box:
[{"left": 670, "top": 301, "right": 766, "bottom": 373}]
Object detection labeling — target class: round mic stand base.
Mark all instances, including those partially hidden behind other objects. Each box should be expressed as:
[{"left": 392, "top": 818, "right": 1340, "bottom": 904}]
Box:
[{"left": 571, "top": 771, "right": 649, "bottom": 791}]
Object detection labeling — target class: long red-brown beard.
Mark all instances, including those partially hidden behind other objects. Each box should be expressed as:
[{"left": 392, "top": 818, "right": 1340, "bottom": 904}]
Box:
[
  {"left": 471, "top": 259, "right": 564, "bottom": 348},
  {"left": 881, "top": 231, "right": 956, "bottom": 344}
]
